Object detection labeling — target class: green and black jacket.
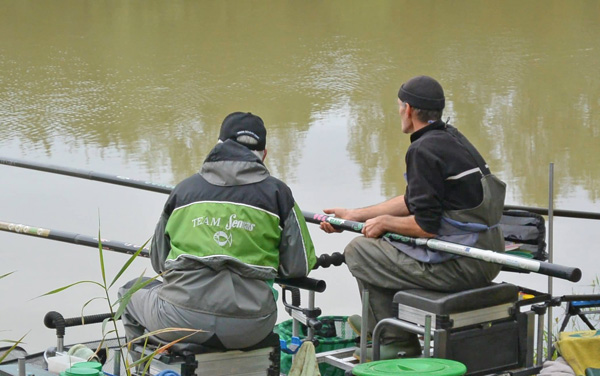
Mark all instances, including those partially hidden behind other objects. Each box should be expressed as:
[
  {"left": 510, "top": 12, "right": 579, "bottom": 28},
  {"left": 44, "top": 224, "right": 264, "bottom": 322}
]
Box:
[{"left": 150, "top": 140, "right": 317, "bottom": 317}]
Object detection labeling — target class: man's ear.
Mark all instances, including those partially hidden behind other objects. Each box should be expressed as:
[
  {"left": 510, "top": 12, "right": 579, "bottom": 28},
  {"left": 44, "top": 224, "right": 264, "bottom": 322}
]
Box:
[{"left": 262, "top": 148, "right": 268, "bottom": 162}]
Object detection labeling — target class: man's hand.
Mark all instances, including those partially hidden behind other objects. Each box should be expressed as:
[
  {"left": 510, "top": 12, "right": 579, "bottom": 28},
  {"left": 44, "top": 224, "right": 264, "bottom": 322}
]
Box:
[
  {"left": 362, "top": 215, "right": 392, "bottom": 238},
  {"left": 319, "top": 207, "right": 352, "bottom": 233},
  {"left": 363, "top": 214, "right": 436, "bottom": 239}
]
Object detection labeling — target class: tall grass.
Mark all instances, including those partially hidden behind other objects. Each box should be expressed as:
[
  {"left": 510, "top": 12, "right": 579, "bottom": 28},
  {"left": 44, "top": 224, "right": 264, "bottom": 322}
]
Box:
[
  {"left": 0, "top": 272, "right": 27, "bottom": 363},
  {"left": 38, "top": 223, "right": 202, "bottom": 376}
]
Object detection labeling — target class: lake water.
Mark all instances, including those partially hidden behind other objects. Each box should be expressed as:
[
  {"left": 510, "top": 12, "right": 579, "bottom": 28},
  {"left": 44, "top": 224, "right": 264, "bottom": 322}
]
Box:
[{"left": 1, "top": 0, "right": 599, "bottom": 354}]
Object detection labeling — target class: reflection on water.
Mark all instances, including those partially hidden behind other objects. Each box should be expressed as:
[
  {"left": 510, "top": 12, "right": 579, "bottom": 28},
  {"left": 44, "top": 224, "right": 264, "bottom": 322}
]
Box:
[
  {"left": 1, "top": 0, "right": 600, "bottom": 352},
  {"left": 1, "top": 0, "right": 598, "bottom": 202}
]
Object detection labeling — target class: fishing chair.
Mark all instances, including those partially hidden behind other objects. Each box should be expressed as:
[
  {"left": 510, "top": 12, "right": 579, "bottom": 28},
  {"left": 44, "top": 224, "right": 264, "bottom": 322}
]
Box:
[
  {"left": 129, "top": 332, "right": 281, "bottom": 376},
  {"left": 366, "top": 210, "right": 550, "bottom": 376},
  {"left": 128, "top": 276, "right": 327, "bottom": 376},
  {"left": 371, "top": 283, "right": 549, "bottom": 376},
  {"left": 42, "top": 309, "right": 281, "bottom": 376}
]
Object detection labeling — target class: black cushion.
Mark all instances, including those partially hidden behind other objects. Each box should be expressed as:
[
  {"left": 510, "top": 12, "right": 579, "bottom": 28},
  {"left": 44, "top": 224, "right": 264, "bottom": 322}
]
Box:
[
  {"left": 146, "top": 332, "right": 280, "bottom": 356},
  {"left": 393, "top": 283, "right": 519, "bottom": 315}
]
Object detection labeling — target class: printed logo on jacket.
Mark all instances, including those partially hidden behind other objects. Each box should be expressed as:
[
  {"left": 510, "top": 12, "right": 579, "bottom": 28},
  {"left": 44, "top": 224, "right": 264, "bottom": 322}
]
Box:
[{"left": 192, "top": 214, "right": 256, "bottom": 247}]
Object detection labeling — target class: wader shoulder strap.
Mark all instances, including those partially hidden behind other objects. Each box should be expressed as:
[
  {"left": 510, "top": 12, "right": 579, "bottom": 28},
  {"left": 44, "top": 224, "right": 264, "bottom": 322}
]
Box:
[{"left": 445, "top": 125, "right": 491, "bottom": 176}]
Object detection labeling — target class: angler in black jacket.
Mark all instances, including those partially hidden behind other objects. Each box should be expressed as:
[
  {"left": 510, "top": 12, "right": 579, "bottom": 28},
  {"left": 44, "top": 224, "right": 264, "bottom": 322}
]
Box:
[{"left": 320, "top": 76, "right": 506, "bottom": 361}]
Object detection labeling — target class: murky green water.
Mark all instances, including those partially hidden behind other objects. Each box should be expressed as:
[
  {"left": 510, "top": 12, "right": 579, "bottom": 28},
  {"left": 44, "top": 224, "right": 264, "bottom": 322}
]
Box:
[{"left": 1, "top": 0, "right": 599, "bottom": 352}]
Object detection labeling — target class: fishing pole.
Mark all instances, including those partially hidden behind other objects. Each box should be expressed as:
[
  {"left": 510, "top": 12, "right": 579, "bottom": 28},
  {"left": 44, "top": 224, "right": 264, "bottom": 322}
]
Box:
[
  {"left": 0, "top": 156, "right": 174, "bottom": 194},
  {"left": 2, "top": 156, "right": 600, "bottom": 221},
  {"left": 302, "top": 211, "right": 582, "bottom": 283},
  {"left": 0, "top": 220, "right": 328, "bottom": 292}
]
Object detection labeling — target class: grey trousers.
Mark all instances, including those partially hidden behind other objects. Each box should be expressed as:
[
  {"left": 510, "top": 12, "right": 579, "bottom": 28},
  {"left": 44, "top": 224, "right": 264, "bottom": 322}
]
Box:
[
  {"left": 344, "top": 237, "right": 501, "bottom": 344},
  {"left": 118, "top": 279, "right": 277, "bottom": 350}
]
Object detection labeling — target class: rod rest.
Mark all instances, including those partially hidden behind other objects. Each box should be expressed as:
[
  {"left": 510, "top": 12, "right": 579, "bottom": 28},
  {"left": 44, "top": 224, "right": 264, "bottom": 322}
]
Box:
[
  {"left": 276, "top": 276, "right": 326, "bottom": 293},
  {"left": 278, "top": 276, "right": 327, "bottom": 332},
  {"left": 44, "top": 311, "right": 115, "bottom": 335},
  {"left": 281, "top": 286, "right": 323, "bottom": 331}
]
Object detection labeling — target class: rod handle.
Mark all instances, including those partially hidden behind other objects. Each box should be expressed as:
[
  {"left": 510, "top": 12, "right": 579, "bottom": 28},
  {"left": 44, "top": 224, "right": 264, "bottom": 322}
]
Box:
[{"left": 538, "top": 262, "right": 582, "bottom": 282}]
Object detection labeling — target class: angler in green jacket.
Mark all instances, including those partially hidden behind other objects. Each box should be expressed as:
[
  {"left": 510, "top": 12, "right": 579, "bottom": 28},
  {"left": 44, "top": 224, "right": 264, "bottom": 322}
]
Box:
[{"left": 120, "top": 112, "right": 317, "bottom": 350}]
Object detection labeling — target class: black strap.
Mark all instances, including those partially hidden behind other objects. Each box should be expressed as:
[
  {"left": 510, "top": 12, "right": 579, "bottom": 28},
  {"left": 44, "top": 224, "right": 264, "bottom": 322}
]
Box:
[{"left": 445, "top": 124, "right": 491, "bottom": 175}]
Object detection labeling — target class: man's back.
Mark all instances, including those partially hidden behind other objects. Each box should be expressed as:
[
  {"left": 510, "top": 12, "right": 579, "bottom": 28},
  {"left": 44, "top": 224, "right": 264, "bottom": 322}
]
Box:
[
  {"left": 152, "top": 140, "right": 315, "bottom": 310},
  {"left": 405, "top": 122, "right": 486, "bottom": 233},
  {"left": 120, "top": 113, "right": 316, "bottom": 350}
]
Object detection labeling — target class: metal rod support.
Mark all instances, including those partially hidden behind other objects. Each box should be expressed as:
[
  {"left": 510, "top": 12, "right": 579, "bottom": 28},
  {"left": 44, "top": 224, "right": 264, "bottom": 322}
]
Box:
[
  {"left": 360, "top": 289, "right": 369, "bottom": 364},
  {"left": 423, "top": 315, "right": 431, "bottom": 358},
  {"left": 547, "top": 163, "right": 554, "bottom": 360},
  {"left": 113, "top": 348, "right": 122, "bottom": 376},
  {"left": 18, "top": 357, "right": 26, "bottom": 376},
  {"left": 537, "top": 312, "right": 545, "bottom": 366},
  {"left": 307, "top": 290, "right": 315, "bottom": 340}
]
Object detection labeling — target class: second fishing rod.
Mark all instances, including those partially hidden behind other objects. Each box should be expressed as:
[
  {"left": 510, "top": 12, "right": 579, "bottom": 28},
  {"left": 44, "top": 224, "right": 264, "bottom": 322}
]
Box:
[
  {"left": 302, "top": 211, "right": 582, "bottom": 283},
  {"left": 2, "top": 156, "right": 600, "bottom": 220}
]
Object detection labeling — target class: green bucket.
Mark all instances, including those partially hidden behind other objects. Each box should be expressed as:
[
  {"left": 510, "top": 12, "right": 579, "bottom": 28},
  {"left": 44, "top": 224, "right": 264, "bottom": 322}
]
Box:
[
  {"left": 352, "top": 358, "right": 466, "bottom": 376},
  {"left": 275, "top": 316, "right": 357, "bottom": 376},
  {"left": 71, "top": 362, "right": 103, "bottom": 372},
  {"left": 59, "top": 366, "right": 102, "bottom": 376}
]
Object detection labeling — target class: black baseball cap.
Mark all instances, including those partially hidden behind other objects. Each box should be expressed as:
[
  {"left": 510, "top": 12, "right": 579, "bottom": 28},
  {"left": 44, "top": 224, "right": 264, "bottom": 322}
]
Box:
[{"left": 219, "top": 112, "right": 267, "bottom": 151}]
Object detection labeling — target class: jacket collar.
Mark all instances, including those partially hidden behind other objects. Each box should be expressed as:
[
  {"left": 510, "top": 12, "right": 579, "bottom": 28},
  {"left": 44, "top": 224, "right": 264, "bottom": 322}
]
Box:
[
  {"left": 410, "top": 120, "right": 446, "bottom": 143},
  {"left": 200, "top": 140, "right": 270, "bottom": 186}
]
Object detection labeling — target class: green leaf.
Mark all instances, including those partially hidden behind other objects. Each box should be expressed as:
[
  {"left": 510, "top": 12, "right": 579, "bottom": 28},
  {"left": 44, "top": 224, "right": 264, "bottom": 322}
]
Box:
[
  {"left": 0, "top": 332, "right": 28, "bottom": 363},
  {"left": 101, "top": 317, "right": 112, "bottom": 337},
  {"left": 100, "top": 319, "right": 120, "bottom": 340},
  {"left": 81, "top": 297, "right": 107, "bottom": 321},
  {"left": 0, "top": 271, "right": 16, "bottom": 280},
  {"left": 34, "top": 280, "right": 104, "bottom": 299},
  {"left": 128, "top": 327, "right": 200, "bottom": 343},
  {"left": 128, "top": 352, "right": 154, "bottom": 370},
  {"left": 97, "top": 219, "right": 107, "bottom": 287},
  {"left": 126, "top": 328, "right": 203, "bottom": 369},
  {"left": 93, "top": 334, "right": 109, "bottom": 358},
  {"left": 113, "top": 271, "right": 161, "bottom": 321},
  {"left": 112, "top": 271, "right": 146, "bottom": 309},
  {"left": 109, "top": 237, "right": 151, "bottom": 289}
]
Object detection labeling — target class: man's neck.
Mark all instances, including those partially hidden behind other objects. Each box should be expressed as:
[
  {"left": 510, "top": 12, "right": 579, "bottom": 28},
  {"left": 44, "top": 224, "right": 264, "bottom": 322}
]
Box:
[{"left": 411, "top": 119, "right": 430, "bottom": 134}]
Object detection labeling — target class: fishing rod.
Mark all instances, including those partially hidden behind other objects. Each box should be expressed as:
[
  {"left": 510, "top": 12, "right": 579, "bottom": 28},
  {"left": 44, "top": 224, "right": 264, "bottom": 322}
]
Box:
[
  {"left": 0, "top": 220, "right": 329, "bottom": 292},
  {"left": 302, "top": 211, "right": 582, "bottom": 283},
  {"left": 0, "top": 156, "right": 174, "bottom": 194},
  {"left": 2, "top": 156, "right": 600, "bottom": 221}
]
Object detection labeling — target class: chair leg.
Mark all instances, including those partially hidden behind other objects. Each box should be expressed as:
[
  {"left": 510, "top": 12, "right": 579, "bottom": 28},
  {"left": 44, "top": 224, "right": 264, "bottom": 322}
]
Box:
[{"left": 180, "top": 354, "right": 198, "bottom": 376}]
